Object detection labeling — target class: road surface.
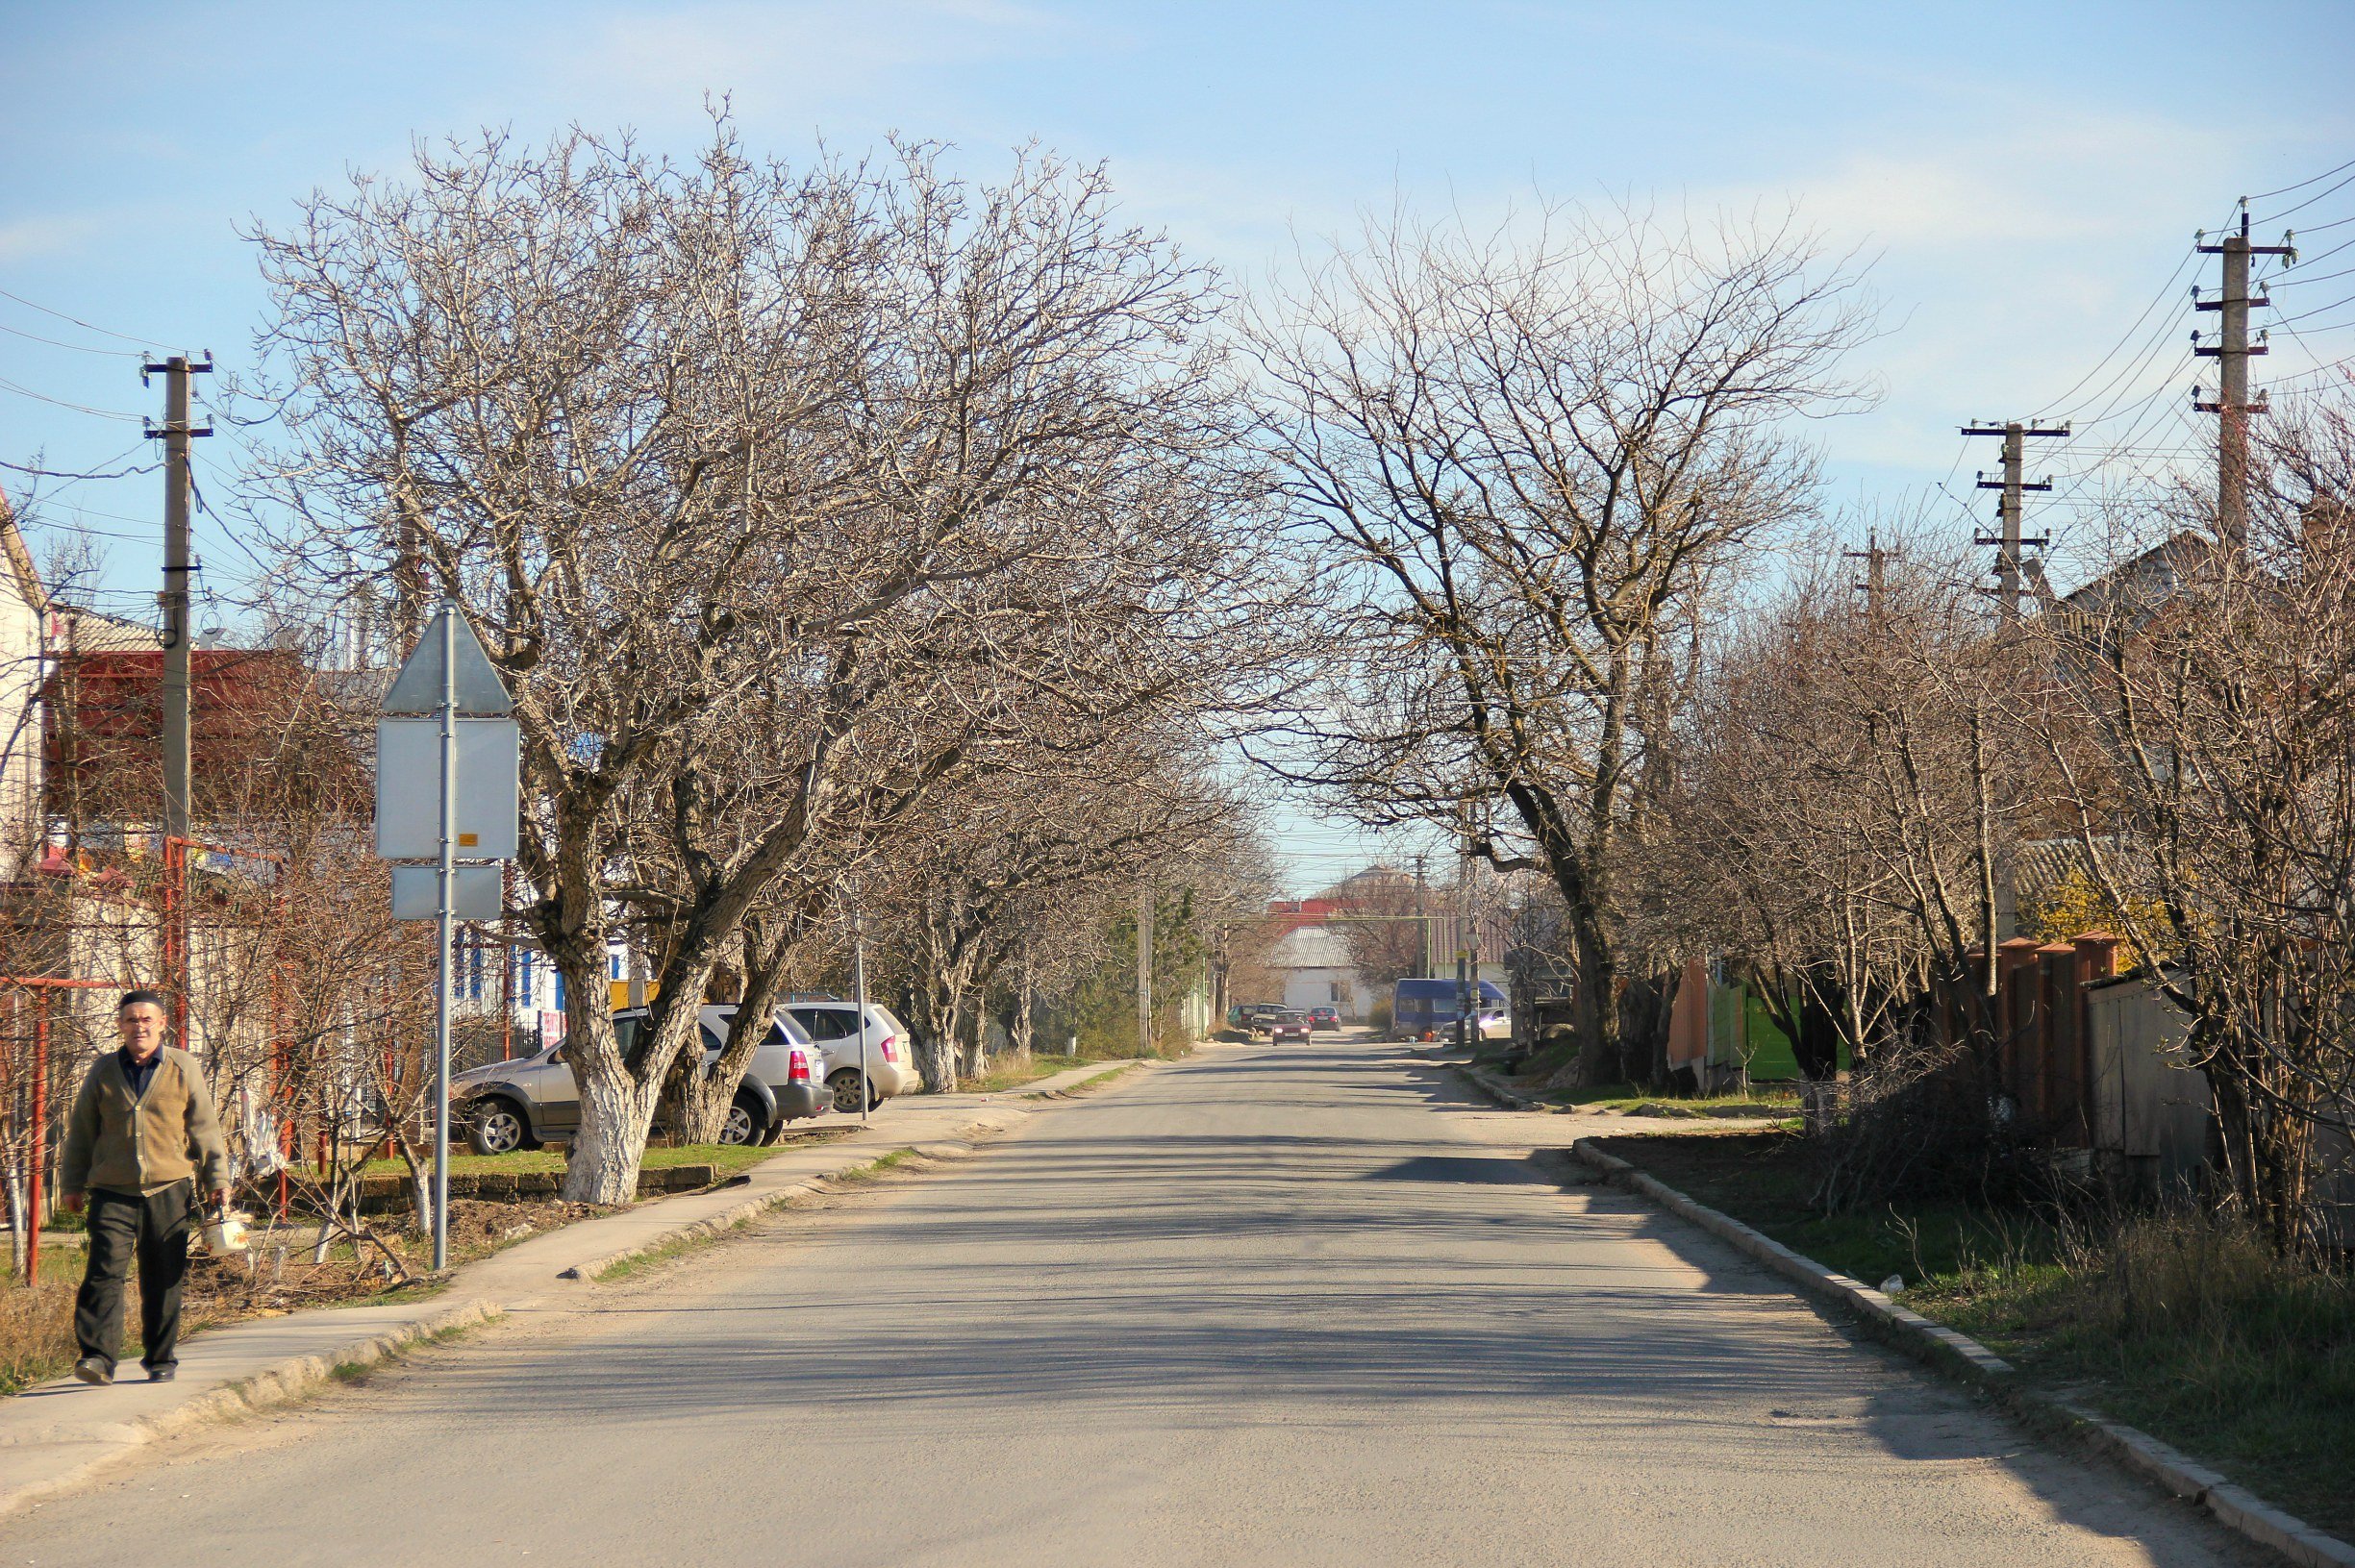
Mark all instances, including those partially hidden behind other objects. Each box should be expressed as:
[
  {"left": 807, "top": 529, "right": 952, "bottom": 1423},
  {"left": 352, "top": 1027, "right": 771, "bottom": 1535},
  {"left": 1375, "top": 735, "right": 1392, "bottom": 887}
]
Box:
[{"left": 4, "top": 1036, "right": 2258, "bottom": 1567}]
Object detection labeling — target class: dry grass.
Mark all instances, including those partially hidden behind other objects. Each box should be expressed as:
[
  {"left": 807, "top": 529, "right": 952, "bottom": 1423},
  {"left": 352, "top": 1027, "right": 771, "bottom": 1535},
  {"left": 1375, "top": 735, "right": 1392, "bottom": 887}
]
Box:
[{"left": 1591, "top": 1132, "right": 2355, "bottom": 1542}]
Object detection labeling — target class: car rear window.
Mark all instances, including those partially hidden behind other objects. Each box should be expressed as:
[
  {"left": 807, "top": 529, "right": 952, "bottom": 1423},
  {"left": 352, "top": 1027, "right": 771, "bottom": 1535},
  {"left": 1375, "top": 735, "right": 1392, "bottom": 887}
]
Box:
[{"left": 789, "top": 1006, "right": 859, "bottom": 1041}]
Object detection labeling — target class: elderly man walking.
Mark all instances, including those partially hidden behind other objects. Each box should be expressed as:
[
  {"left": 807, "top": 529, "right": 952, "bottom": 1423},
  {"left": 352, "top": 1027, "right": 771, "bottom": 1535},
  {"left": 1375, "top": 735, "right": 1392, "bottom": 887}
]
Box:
[{"left": 58, "top": 989, "right": 231, "bottom": 1384}]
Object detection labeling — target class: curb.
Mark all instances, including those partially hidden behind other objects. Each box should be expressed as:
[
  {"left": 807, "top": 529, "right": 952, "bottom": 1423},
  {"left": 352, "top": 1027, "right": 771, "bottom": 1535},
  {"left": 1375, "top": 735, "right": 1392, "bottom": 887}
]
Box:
[
  {"left": 0, "top": 1297, "right": 500, "bottom": 1519},
  {"left": 1457, "top": 1062, "right": 1546, "bottom": 1110},
  {"left": 1564, "top": 1137, "right": 2355, "bottom": 1568}
]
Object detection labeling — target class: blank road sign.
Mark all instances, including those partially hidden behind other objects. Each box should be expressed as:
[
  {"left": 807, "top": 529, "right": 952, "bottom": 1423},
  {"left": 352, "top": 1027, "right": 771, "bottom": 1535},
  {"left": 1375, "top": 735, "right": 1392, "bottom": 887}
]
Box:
[
  {"left": 391, "top": 863, "right": 504, "bottom": 920},
  {"left": 374, "top": 717, "right": 520, "bottom": 860}
]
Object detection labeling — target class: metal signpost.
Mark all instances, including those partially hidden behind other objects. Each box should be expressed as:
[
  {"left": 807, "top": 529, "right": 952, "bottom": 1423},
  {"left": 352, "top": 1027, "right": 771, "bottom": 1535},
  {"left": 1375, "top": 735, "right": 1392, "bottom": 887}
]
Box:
[
  {"left": 373, "top": 600, "right": 518, "bottom": 1272},
  {"left": 852, "top": 907, "right": 871, "bottom": 1125}
]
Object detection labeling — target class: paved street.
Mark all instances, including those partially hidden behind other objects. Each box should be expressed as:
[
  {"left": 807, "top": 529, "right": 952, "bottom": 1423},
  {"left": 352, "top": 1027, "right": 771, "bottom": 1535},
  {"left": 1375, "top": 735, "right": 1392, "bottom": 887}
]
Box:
[{"left": 5, "top": 1036, "right": 2259, "bottom": 1567}]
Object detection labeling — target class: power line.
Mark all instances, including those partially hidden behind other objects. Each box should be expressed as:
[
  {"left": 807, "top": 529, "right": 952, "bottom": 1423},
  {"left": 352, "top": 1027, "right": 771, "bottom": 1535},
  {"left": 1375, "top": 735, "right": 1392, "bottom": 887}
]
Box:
[
  {"left": 2037, "top": 247, "right": 2196, "bottom": 420},
  {"left": 0, "top": 375, "right": 146, "bottom": 423},
  {"left": 2249, "top": 155, "right": 2355, "bottom": 204},
  {"left": 0, "top": 447, "right": 159, "bottom": 485},
  {"left": 0, "top": 320, "right": 144, "bottom": 358},
  {"left": 0, "top": 286, "right": 161, "bottom": 348},
  {"left": 2254, "top": 168, "right": 2355, "bottom": 225}
]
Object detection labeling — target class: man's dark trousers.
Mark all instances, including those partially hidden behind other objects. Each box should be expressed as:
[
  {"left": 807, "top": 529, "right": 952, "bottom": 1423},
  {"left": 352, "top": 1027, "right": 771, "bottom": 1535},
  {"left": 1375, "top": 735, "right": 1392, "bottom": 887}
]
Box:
[{"left": 73, "top": 1181, "right": 193, "bottom": 1374}]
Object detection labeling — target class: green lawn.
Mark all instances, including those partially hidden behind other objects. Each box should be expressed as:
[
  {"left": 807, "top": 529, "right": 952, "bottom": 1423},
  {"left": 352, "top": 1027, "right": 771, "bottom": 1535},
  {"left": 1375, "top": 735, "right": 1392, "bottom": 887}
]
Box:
[{"left": 1588, "top": 1131, "right": 2355, "bottom": 1542}]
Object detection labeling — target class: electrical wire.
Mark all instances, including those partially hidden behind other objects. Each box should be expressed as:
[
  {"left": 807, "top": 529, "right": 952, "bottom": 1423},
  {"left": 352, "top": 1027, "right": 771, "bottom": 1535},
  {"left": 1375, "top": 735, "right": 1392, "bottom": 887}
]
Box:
[
  {"left": 2270, "top": 291, "right": 2355, "bottom": 328},
  {"left": 0, "top": 375, "right": 145, "bottom": 423},
  {"left": 2254, "top": 169, "right": 2355, "bottom": 226},
  {"left": 2249, "top": 155, "right": 2355, "bottom": 204},
  {"left": 0, "top": 319, "right": 144, "bottom": 358},
  {"left": 0, "top": 286, "right": 161, "bottom": 349},
  {"left": 0, "top": 446, "right": 157, "bottom": 485},
  {"left": 2036, "top": 247, "right": 2196, "bottom": 420}
]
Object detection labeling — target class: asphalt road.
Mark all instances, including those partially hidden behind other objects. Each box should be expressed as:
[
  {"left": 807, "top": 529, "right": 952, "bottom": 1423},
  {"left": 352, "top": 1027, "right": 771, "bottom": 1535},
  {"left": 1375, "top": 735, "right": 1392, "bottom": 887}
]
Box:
[{"left": 6, "top": 1036, "right": 2261, "bottom": 1567}]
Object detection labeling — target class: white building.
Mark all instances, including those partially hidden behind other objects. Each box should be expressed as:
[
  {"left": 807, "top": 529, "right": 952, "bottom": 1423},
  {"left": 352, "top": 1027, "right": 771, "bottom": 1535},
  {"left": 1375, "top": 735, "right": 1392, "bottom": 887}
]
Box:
[{"left": 1267, "top": 924, "right": 1376, "bottom": 1019}]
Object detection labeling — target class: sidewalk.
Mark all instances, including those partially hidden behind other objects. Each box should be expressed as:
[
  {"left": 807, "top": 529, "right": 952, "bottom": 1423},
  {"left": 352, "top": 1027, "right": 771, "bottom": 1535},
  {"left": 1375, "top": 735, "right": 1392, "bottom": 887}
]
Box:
[{"left": 0, "top": 1057, "right": 1146, "bottom": 1521}]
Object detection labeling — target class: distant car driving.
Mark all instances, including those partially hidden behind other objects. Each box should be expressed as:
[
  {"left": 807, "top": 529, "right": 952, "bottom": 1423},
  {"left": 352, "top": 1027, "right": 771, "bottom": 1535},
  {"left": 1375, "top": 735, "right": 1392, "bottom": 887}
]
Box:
[
  {"left": 1266, "top": 1010, "right": 1314, "bottom": 1044},
  {"left": 1309, "top": 1006, "right": 1341, "bottom": 1031}
]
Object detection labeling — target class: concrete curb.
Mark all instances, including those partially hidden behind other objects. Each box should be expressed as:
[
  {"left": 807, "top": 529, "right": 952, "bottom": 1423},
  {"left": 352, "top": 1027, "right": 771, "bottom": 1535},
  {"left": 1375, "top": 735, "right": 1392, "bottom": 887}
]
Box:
[
  {"left": 1456, "top": 1062, "right": 1547, "bottom": 1110},
  {"left": 1564, "top": 1136, "right": 2355, "bottom": 1568},
  {"left": 0, "top": 1297, "right": 501, "bottom": 1517}
]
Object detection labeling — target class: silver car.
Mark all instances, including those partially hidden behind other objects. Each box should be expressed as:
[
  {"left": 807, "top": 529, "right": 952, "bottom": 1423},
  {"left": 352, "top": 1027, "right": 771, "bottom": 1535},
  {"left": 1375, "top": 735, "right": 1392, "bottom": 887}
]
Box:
[
  {"left": 783, "top": 1000, "right": 918, "bottom": 1111},
  {"left": 455, "top": 1006, "right": 825, "bottom": 1154}
]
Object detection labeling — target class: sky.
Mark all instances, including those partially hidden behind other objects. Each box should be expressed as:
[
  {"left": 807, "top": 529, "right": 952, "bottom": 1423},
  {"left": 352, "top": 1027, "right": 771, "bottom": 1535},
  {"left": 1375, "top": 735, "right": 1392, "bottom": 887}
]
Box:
[{"left": 3, "top": 0, "right": 2352, "bottom": 890}]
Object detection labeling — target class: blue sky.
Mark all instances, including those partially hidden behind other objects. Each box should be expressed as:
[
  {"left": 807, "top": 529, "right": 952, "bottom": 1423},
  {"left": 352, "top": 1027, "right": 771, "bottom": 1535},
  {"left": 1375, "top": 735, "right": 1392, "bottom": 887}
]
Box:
[{"left": 4, "top": 1, "right": 2352, "bottom": 887}]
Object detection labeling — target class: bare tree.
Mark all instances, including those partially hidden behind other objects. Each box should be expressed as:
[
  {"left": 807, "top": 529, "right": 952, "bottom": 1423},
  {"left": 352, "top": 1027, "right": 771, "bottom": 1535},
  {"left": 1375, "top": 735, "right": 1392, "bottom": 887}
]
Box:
[
  {"left": 250, "top": 124, "right": 1272, "bottom": 1198},
  {"left": 2032, "top": 404, "right": 2355, "bottom": 1252},
  {"left": 1250, "top": 202, "right": 1871, "bottom": 1083}
]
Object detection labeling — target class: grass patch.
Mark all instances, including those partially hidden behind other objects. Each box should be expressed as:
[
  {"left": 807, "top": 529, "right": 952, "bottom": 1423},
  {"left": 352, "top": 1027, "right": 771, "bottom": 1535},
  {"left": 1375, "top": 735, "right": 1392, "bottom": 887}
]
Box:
[
  {"left": 965, "top": 1044, "right": 1177, "bottom": 1094},
  {"left": 829, "top": 1147, "right": 921, "bottom": 1184},
  {"left": 358, "top": 1140, "right": 784, "bottom": 1182},
  {"left": 591, "top": 1208, "right": 772, "bottom": 1283},
  {"left": 1588, "top": 1131, "right": 2355, "bottom": 1541}
]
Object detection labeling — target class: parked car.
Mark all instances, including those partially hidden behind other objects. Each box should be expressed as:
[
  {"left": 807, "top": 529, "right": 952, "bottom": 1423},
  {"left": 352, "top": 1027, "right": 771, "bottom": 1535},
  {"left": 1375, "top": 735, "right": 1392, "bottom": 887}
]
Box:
[
  {"left": 1309, "top": 1006, "right": 1342, "bottom": 1031},
  {"left": 454, "top": 1005, "right": 825, "bottom": 1154},
  {"left": 1267, "top": 1010, "right": 1314, "bottom": 1045},
  {"left": 783, "top": 1000, "right": 918, "bottom": 1112}
]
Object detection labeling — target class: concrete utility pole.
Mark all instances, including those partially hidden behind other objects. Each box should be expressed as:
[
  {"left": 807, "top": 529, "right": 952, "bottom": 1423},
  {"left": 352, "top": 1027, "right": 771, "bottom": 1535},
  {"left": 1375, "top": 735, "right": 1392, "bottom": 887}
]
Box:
[
  {"left": 2196, "top": 208, "right": 2293, "bottom": 549},
  {"left": 1413, "top": 854, "right": 1429, "bottom": 977},
  {"left": 143, "top": 354, "right": 212, "bottom": 840},
  {"left": 1843, "top": 530, "right": 1889, "bottom": 628},
  {"left": 1136, "top": 884, "right": 1154, "bottom": 1053},
  {"left": 1963, "top": 419, "right": 2067, "bottom": 621}
]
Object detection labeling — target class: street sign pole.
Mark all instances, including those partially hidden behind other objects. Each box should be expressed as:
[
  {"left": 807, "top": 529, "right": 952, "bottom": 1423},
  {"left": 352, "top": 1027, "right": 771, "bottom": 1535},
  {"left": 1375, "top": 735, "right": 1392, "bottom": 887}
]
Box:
[
  {"left": 373, "top": 596, "right": 518, "bottom": 1277},
  {"left": 853, "top": 906, "right": 871, "bottom": 1126},
  {"left": 433, "top": 603, "right": 458, "bottom": 1273}
]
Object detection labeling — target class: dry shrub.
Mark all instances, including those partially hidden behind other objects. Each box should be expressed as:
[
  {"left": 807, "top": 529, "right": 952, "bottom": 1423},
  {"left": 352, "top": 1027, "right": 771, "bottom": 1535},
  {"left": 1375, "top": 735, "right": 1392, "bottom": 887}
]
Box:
[
  {"left": 0, "top": 1270, "right": 77, "bottom": 1394},
  {"left": 1810, "top": 1034, "right": 2044, "bottom": 1213}
]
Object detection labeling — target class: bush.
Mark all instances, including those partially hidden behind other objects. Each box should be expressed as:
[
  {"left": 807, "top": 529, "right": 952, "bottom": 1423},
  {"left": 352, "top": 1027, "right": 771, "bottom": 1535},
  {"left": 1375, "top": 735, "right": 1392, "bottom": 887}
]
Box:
[{"left": 1366, "top": 999, "right": 1391, "bottom": 1034}]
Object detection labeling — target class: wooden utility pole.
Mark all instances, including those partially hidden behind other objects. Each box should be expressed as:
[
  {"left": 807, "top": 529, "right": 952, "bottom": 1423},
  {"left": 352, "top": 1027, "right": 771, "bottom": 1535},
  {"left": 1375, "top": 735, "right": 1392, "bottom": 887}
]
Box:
[
  {"left": 2196, "top": 208, "right": 2293, "bottom": 549},
  {"left": 143, "top": 354, "right": 212, "bottom": 841},
  {"left": 1964, "top": 419, "right": 2067, "bottom": 621}
]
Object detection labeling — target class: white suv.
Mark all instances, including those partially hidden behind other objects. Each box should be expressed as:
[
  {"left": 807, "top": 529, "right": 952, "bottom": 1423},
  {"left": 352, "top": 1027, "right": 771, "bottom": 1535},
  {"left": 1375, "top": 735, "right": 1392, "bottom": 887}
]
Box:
[{"left": 784, "top": 1001, "right": 918, "bottom": 1111}]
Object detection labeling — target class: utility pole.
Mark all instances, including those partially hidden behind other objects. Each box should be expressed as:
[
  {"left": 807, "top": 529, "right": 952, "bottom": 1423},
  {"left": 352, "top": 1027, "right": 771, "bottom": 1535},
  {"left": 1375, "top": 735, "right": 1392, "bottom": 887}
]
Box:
[
  {"left": 2195, "top": 207, "right": 2293, "bottom": 549},
  {"left": 1413, "top": 854, "right": 1429, "bottom": 977},
  {"left": 1963, "top": 419, "right": 2067, "bottom": 621},
  {"left": 1136, "top": 883, "right": 1154, "bottom": 1055},
  {"left": 142, "top": 354, "right": 212, "bottom": 841},
  {"left": 1843, "top": 530, "right": 1888, "bottom": 628},
  {"left": 1455, "top": 847, "right": 1472, "bottom": 1054}
]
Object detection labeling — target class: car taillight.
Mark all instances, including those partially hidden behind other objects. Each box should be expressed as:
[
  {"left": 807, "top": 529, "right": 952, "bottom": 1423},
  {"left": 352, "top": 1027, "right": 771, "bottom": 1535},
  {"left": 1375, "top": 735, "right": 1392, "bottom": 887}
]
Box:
[
  {"left": 879, "top": 1034, "right": 898, "bottom": 1062},
  {"left": 789, "top": 1050, "right": 811, "bottom": 1083}
]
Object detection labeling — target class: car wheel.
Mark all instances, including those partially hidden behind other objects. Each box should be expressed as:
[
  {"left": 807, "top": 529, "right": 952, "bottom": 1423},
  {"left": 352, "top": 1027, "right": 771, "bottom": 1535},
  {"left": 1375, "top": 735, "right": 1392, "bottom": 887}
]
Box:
[
  {"left": 717, "top": 1092, "right": 763, "bottom": 1147},
  {"left": 828, "top": 1071, "right": 874, "bottom": 1114},
  {"left": 465, "top": 1098, "right": 534, "bottom": 1156}
]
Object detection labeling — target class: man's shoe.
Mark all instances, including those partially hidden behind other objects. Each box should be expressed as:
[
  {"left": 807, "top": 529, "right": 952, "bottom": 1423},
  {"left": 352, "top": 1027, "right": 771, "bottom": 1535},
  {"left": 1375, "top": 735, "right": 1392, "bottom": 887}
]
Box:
[
  {"left": 146, "top": 1365, "right": 176, "bottom": 1383},
  {"left": 72, "top": 1357, "right": 113, "bottom": 1385}
]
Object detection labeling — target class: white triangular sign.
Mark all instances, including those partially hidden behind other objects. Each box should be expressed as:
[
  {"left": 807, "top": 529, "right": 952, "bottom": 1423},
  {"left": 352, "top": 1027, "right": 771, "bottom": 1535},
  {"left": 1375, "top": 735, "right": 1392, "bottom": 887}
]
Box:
[{"left": 383, "top": 603, "right": 514, "bottom": 715}]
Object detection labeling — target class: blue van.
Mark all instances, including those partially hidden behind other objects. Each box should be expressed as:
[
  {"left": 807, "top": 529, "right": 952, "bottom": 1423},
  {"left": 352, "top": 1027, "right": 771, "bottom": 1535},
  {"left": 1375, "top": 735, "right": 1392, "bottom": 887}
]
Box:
[{"left": 1392, "top": 977, "right": 1508, "bottom": 1040}]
